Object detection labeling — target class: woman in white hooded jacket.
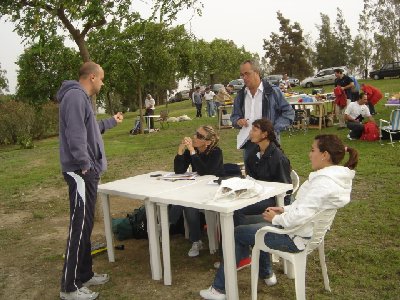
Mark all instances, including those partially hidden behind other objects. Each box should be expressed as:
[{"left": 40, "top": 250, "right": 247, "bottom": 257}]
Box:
[{"left": 200, "top": 134, "right": 359, "bottom": 300}]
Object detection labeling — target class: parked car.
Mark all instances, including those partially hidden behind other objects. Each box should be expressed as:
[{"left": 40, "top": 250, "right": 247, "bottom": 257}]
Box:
[
  {"left": 179, "top": 89, "right": 190, "bottom": 99},
  {"left": 300, "top": 66, "right": 348, "bottom": 88},
  {"left": 265, "top": 75, "right": 283, "bottom": 86},
  {"left": 228, "top": 79, "right": 244, "bottom": 91},
  {"left": 288, "top": 77, "right": 299, "bottom": 86},
  {"left": 212, "top": 83, "right": 225, "bottom": 94},
  {"left": 369, "top": 61, "right": 400, "bottom": 80}
]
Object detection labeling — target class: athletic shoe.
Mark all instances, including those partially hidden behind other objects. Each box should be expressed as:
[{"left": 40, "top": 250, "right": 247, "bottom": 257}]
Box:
[
  {"left": 188, "top": 240, "right": 203, "bottom": 257},
  {"left": 236, "top": 256, "right": 251, "bottom": 271},
  {"left": 264, "top": 273, "right": 277, "bottom": 286},
  {"left": 82, "top": 273, "right": 109, "bottom": 287},
  {"left": 347, "top": 134, "right": 354, "bottom": 141},
  {"left": 199, "top": 286, "right": 226, "bottom": 300},
  {"left": 60, "top": 287, "right": 98, "bottom": 300}
]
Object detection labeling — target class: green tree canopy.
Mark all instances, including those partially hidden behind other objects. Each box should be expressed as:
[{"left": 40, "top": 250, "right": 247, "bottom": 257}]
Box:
[
  {"left": 263, "top": 11, "right": 313, "bottom": 79},
  {"left": 16, "top": 37, "right": 81, "bottom": 105}
]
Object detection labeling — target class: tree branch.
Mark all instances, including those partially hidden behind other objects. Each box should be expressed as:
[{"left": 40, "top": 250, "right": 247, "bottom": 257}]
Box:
[{"left": 81, "top": 17, "right": 107, "bottom": 36}]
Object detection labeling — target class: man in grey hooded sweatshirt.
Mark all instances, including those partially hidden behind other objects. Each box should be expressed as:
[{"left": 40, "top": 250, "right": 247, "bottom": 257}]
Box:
[{"left": 58, "top": 62, "right": 123, "bottom": 300}]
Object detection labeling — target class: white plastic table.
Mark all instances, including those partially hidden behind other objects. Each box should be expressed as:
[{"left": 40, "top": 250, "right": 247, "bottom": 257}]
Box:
[
  {"left": 151, "top": 179, "right": 292, "bottom": 300},
  {"left": 98, "top": 172, "right": 291, "bottom": 299}
]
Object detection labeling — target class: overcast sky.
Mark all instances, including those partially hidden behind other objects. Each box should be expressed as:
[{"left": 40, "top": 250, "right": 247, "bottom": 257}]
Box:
[{"left": 0, "top": 0, "right": 364, "bottom": 93}]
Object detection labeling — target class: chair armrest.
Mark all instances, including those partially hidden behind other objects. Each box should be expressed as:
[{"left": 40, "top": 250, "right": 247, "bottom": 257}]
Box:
[
  {"left": 256, "top": 222, "right": 303, "bottom": 236},
  {"left": 379, "top": 119, "right": 390, "bottom": 127}
]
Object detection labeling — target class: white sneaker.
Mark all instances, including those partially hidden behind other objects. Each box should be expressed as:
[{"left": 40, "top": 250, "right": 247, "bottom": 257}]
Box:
[
  {"left": 188, "top": 240, "right": 203, "bottom": 257},
  {"left": 200, "top": 286, "right": 226, "bottom": 300},
  {"left": 264, "top": 273, "right": 277, "bottom": 286},
  {"left": 82, "top": 273, "right": 109, "bottom": 287},
  {"left": 60, "top": 287, "right": 99, "bottom": 300},
  {"left": 347, "top": 134, "right": 354, "bottom": 141}
]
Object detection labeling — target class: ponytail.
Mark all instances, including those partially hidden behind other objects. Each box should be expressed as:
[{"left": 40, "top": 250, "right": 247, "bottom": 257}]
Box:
[{"left": 344, "top": 146, "right": 359, "bottom": 170}]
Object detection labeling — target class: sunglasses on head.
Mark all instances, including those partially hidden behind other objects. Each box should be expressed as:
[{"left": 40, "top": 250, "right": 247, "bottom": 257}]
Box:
[{"left": 195, "top": 131, "right": 207, "bottom": 140}]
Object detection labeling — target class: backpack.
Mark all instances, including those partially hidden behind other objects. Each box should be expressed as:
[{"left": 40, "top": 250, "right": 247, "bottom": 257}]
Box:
[
  {"left": 112, "top": 205, "right": 148, "bottom": 240},
  {"left": 360, "top": 121, "right": 379, "bottom": 141},
  {"left": 128, "top": 205, "right": 148, "bottom": 239},
  {"left": 129, "top": 118, "right": 141, "bottom": 135}
]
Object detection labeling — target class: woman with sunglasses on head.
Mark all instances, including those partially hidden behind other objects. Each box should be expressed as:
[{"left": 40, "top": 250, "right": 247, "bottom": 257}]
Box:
[
  {"left": 200, "top": 134, "right": 358, "bottom": 300},
  {"left": 170, "top": 125, "right": 224, "bottom": 257}
]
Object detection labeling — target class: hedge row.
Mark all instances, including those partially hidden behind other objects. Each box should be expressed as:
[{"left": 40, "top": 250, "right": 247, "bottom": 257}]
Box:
[{"left": 0, "top": 101, "right": 59, "bottom": 148}]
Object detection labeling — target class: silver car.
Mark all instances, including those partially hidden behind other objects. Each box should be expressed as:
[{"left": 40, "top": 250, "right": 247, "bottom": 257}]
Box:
[{"left": 300, "top": 66, "right": 347, "bottom": 88}]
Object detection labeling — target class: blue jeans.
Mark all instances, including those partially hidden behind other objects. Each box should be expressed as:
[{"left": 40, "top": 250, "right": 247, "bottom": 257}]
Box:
[
  {"left": 212, "top": 222, "right": 301, "bottom": 293},
  {"left": 169, "top": 205, "right": 201, "bottom": 242},
  {"left": 207, "top": 101, "right": 215, "bottom": 117}
]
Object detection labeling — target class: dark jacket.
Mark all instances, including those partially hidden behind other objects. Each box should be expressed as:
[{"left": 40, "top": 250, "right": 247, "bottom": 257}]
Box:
[
  {"left": 245, "top": 142, "right": 292, "bottom": 185},
  {"left": 174, "top": 147, "right": 224, "bottom": 176},
  {"left": 57, "top": 80, "right": 117, "bottom": 174},
  {"left": 230, "top": 79, "right": 294, "bottom": 133}
]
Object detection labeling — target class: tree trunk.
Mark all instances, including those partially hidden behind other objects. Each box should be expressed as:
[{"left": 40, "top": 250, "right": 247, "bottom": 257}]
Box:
[{"left": 138, "top": 84, "right": 144, "bottom": 134}]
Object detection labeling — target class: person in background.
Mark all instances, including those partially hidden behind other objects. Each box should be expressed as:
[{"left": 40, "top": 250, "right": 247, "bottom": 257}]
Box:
[
  {"left": 192, "top": 86, "right": 203, "bottom": 118},
  {"left": 203, "top": 87, "right": 216, "bottom": 117},
  {"left": 345, "top": 92, "right": 375, "bottom": 140},
  {"left": 230, "top": 59, "right": 294, "bottom": 162},
  {"left": 334, "top": 69, "right": 354, "bottom": 130},
  {"left": 144, "top": 94, "right": 155, "bottom": 129},
  {"left": 361, "top": 83, "right": 382, "bottom": 115},
  {"left": 170, "top": 125, "right": 224, "bottom": 257},
  {"left": 58, "top": 62, "right": 123, "bottom": 300},
  {"left": 279, "top": 73, "right": 291, "bottom": 91},
  {"left": 226, "top": 84, "right": 235, "bottom": 95},
  {"left": 215, "top": 86, "right": 233, "bottom": 116},
  {"left": 200, "top": 134, "right": 358, "bottom": 300},
  {"left": 350, "top": 76, "right": 360, "bottom": 102}
]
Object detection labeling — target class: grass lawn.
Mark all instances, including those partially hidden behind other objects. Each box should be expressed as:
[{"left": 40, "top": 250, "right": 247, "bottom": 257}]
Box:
[{"left": 0, "top": 78, "right": 399, "bottom": 299}]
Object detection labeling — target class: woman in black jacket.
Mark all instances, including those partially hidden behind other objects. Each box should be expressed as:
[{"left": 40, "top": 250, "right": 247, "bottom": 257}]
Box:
[
  {"left": 171, "top": 125, "right": 224, "bottom": 257},
  {"left": 234, "top": 118, "right": 292, "bottom": 226}
]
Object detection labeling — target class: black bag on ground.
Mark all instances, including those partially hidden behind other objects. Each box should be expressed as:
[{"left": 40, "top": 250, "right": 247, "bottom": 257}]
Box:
[
  {"left": 128, "top": 205, "right": 148, "bottom": 239},
  {"left": 112, "top": 205, "right": 148, "bottom": 240}
]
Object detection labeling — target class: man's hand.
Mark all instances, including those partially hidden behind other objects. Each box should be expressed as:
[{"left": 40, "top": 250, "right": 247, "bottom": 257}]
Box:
[
  {"left": 114, "top": 112, "right": 124, "bottom": 123},
  {"left": 82, "top": 169, "right": 88, "bottom": 175},
  {"left": 237, "top": 118, "right": 249, "bottom": 127}
]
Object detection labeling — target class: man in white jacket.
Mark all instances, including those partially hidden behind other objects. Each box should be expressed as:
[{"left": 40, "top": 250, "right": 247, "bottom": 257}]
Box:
[{"left": 200, "top": 134, "right": 358, "bottom": 300}]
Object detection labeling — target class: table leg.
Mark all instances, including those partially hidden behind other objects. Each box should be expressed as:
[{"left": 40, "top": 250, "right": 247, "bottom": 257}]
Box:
[
  {"left": 159, "top": 203, "right": 172, "bottom": 285},
  {"left": 219, "top": 212, "right": 239, "bottom": 300},
  {"left": 204, "top": 210, "right": 219, "bottom": 254},
  {"left": 100, "top": 193, "right": 115, "bottom": 262},
  {"left": 144, "top": 200, "right": 163, "bottom": 281}
]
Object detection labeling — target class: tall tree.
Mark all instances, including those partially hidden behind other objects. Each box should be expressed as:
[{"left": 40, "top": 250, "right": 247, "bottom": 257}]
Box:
[
  {"left": 15, "top": 37, "right": 81, "bottom": 105},
  {"left": 370, "top": 0, "right": 400, "bottom": 63},
  {"left": 333, "top": 8, "right": 352, "bottom": 67},
  {"left": 263, "top": 11, "right": 313, "bottom": 78},
  {"left": 0, "top": 63, "right": 9, "bottom": 94},
  {"left": 315, "top": 14, "right": 336, "bottom": 69},
  {"left": 0, "top": 0, "right": 201, "bottom": 108},
  {"left": 356, "top": 0, "right": 374, "bottom": 77}
]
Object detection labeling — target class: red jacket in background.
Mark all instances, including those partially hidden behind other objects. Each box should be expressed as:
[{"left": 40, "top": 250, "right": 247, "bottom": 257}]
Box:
[
  {"left": 334, "top": 86, "right": 347, "bottom": 108},
  {"left": 361, "top": 84, "right": 383, "bottom": 105}
]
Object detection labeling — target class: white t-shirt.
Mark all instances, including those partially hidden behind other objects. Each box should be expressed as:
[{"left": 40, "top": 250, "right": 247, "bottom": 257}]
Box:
[
  {"left": 203, "top": 91, "right": 215, "bottom": 101},
  {"left": 145, "top": 98, "right": 155, "bottom": 110},
  {"left": 344, "top": 102, "right": 371, "bottom": 119}
]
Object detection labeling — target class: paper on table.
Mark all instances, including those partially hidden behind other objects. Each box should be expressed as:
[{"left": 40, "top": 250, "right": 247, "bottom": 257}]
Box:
[
  {"left": 236, "top": 125, "right": 251, "bottom": 149},
  {"left": 162, "top": 172, "right": 198, "bottom": 181}
]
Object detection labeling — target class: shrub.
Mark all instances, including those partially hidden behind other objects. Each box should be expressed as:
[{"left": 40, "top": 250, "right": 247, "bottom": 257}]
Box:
[
  {"left": 0, "top": 100, "right": 35, "bottom": 148},
  {"left": 0, "top": 100, "right": 59, "bottom": 148}
]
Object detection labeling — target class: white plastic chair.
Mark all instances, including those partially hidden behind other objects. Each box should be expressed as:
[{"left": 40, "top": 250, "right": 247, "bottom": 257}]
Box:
[
  {"left": 290, "top": 169, "right": 300, "bottom": 196},
  {"left": 379, "top": 109, "right": 400, "bottom": 146},
  {"left": 251, "top": 209, "right": 337, "bottom": 300}
]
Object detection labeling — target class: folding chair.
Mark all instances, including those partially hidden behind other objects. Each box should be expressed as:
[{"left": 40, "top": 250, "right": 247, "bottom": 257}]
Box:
[
  {"left": 379, "top": 109, "right": 400, "bottom": 146},
  {"left": 251, "top": 209, "right": 338, "bottom": 300}
]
